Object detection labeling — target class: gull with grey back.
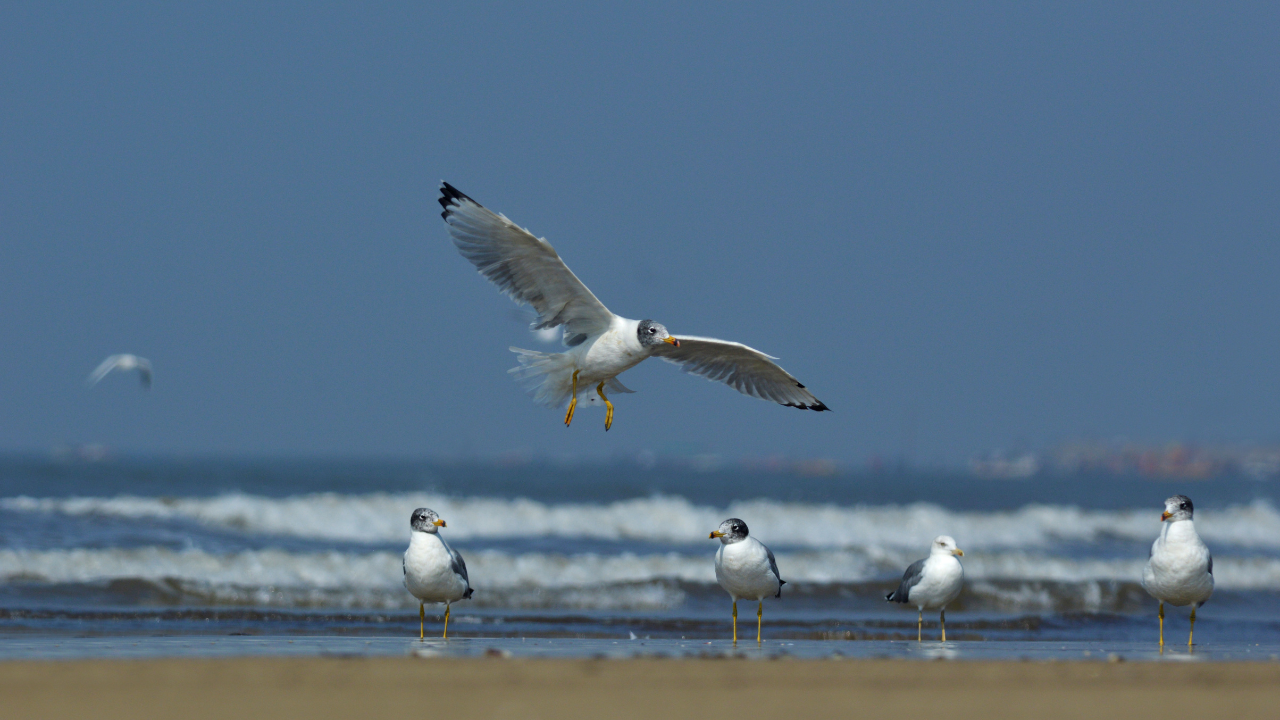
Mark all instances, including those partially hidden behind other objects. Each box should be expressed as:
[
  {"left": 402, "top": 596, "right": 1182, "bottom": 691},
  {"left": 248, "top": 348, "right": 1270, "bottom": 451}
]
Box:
[
  {"left": 886, "top": 535, "right": 965, "bottom": 642},
  {"left": 438, "top": 183, "right": 828, "bottom": 431},
  {"left": 403, "top": 508, "right": 473, "bottom": 640},
  {"left": 1143, "top": 495, "right": 1214, "bottom": 650},
  {"left": 709, "top": 518, "right": 785, "bottom": 644}
]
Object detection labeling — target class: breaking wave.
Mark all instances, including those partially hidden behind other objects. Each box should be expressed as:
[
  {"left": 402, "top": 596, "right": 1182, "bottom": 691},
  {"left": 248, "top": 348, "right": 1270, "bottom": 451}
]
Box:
[
  {"left": 6, "top": 493, "right": 1280, "bottom": 550},
  {"left": 2, "top": 545, "right": 1280, "bottom": 611}
]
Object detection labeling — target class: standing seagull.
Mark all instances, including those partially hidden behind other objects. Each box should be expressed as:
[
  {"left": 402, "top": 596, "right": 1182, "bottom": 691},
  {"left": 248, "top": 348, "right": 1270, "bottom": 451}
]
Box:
[
  {"left": 403, "top": 508, "right": 473, "bottom": 640},
  {"left": 86, "top": 354, "right": 152, "bottom": 389},
  {"left": 1142, "top": 495, "right": 1213, "bottom": 649},
  {"left": 709, "top": 518, "right": 784, "bottom": 644},
  {"left": 439, "top": 183, "right": 828, "bottom": 431},
  {"left": 886, "top": 535, "right": 965, "bottom": 642}
]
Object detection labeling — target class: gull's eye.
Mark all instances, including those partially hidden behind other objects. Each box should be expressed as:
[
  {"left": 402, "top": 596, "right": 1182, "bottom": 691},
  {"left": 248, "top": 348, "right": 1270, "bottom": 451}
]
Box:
[{"left": 648, "top": 328, "right": 656, "bottom": 334}]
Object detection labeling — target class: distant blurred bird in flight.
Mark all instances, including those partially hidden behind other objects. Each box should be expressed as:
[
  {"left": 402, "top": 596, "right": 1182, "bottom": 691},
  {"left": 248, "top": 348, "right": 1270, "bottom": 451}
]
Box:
[
  {"left": 86, "top": 354, "right": 152, "bottom": 390},
  {"left": 438, "top": 182, "right": 828, "bottom": 431}
]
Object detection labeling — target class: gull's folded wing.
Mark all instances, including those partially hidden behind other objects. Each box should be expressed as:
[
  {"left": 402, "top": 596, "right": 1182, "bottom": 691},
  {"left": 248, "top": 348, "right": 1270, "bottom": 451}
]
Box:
[
  {"left": 439, "top": 183, "right": 615, "bottom": 338},
  {"left": 653, "top": 336, "right": 828, "bottom": 411},
  {"left": 449, "top": 546, "right": 474, "bottom": 599},
  {"left": 766, "top": 545, "right": 785, "bottom": 598},
  {"left": 887, "top": 558, "right": 926, "bottom": 603}
]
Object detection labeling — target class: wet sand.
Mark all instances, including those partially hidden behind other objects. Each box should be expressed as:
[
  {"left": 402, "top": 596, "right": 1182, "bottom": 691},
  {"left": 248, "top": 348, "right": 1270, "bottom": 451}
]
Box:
[{"left": 3, "top": 656, "right": 1279, "bottom": 720}]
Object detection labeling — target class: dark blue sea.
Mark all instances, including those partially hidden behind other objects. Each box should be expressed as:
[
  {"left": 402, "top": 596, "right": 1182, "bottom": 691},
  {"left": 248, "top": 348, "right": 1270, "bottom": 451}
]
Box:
[{"left": 2, "top": 455, "right": 1279, "bottom": 658}]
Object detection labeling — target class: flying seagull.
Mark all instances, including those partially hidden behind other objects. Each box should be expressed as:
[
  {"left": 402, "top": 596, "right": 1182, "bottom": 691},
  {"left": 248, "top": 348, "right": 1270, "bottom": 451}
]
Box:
[
  {"left": 438, "top": 182, "right": 828, "bottom": 430},
  {"left": 403, "top": 507, "right": 473, "bottom": 640},
  {"left": 1142, "top": 495, "right": 1213, "bottom": 650},
  {"left": 710, "top": 518, "right": 784, "bottom": 644},
  {"left": 86, "top": 354, "right": 152, "bottom": 389},
  {"left": 886, "top": 535, "right": 965, "bottom": 642}
]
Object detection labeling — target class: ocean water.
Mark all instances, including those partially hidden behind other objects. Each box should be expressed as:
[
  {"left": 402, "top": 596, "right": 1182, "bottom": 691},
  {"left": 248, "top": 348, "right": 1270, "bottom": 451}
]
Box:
[{"left": 2, "top": 456, "right": 1280, "bottom": 656}]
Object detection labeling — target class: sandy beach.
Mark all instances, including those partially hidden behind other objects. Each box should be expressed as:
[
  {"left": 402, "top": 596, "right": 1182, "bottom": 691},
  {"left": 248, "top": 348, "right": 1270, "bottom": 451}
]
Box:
[{"left": 3, "top": 656, "right": 1278, "bottom": 720}]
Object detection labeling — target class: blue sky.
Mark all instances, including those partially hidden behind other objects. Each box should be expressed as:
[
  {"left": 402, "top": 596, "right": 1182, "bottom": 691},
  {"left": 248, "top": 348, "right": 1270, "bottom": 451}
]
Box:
[{"left": 2, "top": 3, "right": 1278, "bottom": 461}]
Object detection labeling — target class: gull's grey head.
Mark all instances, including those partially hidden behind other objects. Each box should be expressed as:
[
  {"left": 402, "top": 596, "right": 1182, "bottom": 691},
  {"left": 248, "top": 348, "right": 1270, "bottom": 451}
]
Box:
[
  {"left": 637, "top": 319, "right": 679, "bottom": 349},
  {"left": 709, "top": 518, "right": 749, "bottom": 544},
  {"left": 931, "top": 535, "right": 964, "bottom": 557},
  {"left": 410, "top": 507, "right": 446, "bottom": 533},
  {"left": 1162, "top": 495, "right": 1194, "bottom": 522}
]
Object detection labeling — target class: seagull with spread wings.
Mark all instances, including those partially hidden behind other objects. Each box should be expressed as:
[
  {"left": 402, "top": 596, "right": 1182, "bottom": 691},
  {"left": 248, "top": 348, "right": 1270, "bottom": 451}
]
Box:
[
  {"left": 86, "top": 354, "right": 152, "bottom": 390},
  {"left": 439, "top": 182, "right": 828, "bottom": 430}
]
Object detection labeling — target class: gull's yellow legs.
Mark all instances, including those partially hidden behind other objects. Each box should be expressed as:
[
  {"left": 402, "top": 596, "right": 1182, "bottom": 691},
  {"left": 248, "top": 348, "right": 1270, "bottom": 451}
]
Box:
[
  {"left": 419, "top": 602, "right": 425, "bottom": 641},
  {"left": 564, "top": 370, "right": 580, "bottom": 427},
  {"left": 732, "top": 600, "right": 738, "bottom": 644},
  {"left": 443, "top": 602, "right": 451, "bottom": 639},
  {"left": 596, "top": 381, "right": 614, "bottom": 431},
  {"left": 757, "top": 600, "right": 763, "bottom": 644},
  {"left": 940, "top": 609, "right": 947, "bottom": 642},
  {"left": 1189, "top": 606, "right": 1197, "bottom": 650},
  {"left": 917, "top": 609, "right": 923, "bottom": 642},
  {"left": 1158, "top": 602, "right": 1165, "bottom": 648}
]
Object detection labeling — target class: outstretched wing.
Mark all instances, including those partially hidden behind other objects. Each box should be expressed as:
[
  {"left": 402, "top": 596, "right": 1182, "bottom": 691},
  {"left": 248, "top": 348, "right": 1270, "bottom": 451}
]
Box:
[
  {"left": 86, "top": 355, "right": 122, "bottom": 387},
  {"left": 439, "top": 183, "right": 615, "bottom": 338},
  {"left": 136, "top": 358, "right": 153, "bottom": 390},
  {"left": 653, "top": 336, "right": 828, "bottom": 410}
]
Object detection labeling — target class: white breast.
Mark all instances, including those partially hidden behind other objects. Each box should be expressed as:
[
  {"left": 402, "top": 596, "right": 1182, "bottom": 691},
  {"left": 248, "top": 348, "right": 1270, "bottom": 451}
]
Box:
[
  {"left": 714, "top": 538, "right": 781, "bottom": 601},
  {"left": 403, "top": 532, "right": 468, "bottom": 604},
  {"left": 1143, "top": 520, "right": 1214, "bottom": 607},
  {"left": 576, "top": 316, "right": 648, "bottom": 383},
  {"left": 909, "top": 554, "right": 964, "bottom": 610}
]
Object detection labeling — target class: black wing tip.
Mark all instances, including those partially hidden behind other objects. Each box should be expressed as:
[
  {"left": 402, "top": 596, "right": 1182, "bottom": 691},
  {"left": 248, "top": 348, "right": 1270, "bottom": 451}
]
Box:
[
  {"left": 464, "top": 588, "right": 475, "bottom": 599},
  {"left": 438, "top": 181, "right": 481, "bottom": 220},
  {"left": 783, "top": 400, "right": 830, "bottom": 412}
]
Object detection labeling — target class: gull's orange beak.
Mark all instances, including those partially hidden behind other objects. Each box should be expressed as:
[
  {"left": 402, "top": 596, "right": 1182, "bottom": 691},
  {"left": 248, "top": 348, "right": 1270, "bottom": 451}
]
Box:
[
  {"left": 1161, "top": 511, "right": 1172, "bottom": 521},
  {"left": 664, "top": 337, "right": 680, "bottom": 347},
  {"left": 953, "top": 549, "right": 964, "bottom": 557},
  {"left": 709, "top": 530, "right": 725, "bottom": 538},
  {"left": 434, "top": 519, "right": 447, "bottom": 527}
]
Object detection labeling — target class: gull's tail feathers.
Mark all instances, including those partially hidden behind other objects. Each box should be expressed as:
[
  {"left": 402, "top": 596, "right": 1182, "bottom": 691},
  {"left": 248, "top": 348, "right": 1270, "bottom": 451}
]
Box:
[
  {"left": 509, "top": 348, "right": 577, "bottom": 409},
  {"left": 508, "top": 348, "right": 635, "bottom": 409}
]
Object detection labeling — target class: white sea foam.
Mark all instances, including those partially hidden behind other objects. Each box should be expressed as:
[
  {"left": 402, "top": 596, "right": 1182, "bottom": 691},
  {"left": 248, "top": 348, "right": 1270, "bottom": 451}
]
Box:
[
  {"left": 5, "top": 493, "right": 1280, "bottom": 551},
  {"left": 0, "top": 546, "right": 698, "bottom": 610},
  {"left": 2, "top": 545, "right": 1279, "bottom": 611}
]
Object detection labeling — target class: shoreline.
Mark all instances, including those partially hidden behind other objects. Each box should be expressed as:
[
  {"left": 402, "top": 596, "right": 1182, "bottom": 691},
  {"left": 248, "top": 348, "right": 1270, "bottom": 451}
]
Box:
[
  {"left": 5, "top": 635, "right": 1280, "bottom": 663},
  {"left": 3, "top": 656, "right": 1280, "bottom": 719}
]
